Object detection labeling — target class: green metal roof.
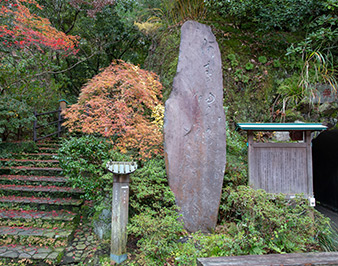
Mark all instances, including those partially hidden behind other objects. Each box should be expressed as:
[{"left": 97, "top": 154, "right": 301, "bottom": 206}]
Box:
[{"left": 236, "top": 123, "right": 327, "bottom": 131}]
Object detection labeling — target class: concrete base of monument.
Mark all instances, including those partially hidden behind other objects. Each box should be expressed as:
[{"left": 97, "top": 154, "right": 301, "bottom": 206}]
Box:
[{"left": 110, "top": 253, "right": 127, "bottom": 264}]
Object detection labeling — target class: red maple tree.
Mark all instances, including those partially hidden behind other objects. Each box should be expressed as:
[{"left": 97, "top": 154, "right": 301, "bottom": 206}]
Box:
[
  {"left": 63, "top": 60, "right": 164, "bottom": 160},
  {"left": 0, "top": 0, "right": 79, "bottom": 54}
]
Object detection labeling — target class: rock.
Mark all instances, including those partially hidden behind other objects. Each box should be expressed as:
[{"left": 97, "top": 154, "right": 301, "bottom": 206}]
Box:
[
  {"left": 93, "top": 197, "right": 112, "bottom": 240},
  {"left": 76, "top": 244, "right": 86, "bottom": 250},
  {"left": 18, "top": 253, "right": 31, "bottom": 259},
  {"left": 274, "top": 131, "right": 290, "bottom": 142},
  {"left": 47, "top": 252, "right": 59, "bottom": 260},
  {"left": 164, "top": 21, "right": 226, "bottom": 233}
]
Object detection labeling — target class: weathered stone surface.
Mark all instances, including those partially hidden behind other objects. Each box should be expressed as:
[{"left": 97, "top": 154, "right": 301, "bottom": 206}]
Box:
[
  {"left": 164, "top": 21, "right": 226, "bottom": 233},
  {"left": 274, "top": 131, "right": 290, "bottom": 142},
  {"left": 93, "top": 198, "right": 111, "bottom": 240}
]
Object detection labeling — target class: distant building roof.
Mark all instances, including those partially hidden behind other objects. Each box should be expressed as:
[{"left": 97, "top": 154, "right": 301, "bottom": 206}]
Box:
[{"left": 236, "top": 123, "right": 327, "bottom": 131}]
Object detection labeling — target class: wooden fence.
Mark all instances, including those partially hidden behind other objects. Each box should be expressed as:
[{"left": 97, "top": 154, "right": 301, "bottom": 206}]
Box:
[{"left": 33, "top": 107, "right": 64, "bottom": 142}]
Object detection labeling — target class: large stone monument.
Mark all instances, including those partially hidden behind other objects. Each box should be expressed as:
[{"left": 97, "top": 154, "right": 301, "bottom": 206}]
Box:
[{"left": 164, "top": 21, "right": 226, "bottom": 233}]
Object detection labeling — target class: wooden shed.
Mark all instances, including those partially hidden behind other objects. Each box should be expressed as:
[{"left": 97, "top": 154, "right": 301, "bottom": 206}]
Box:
[{"left": 237, "top": 123, "right": 327, "bottom": 205}]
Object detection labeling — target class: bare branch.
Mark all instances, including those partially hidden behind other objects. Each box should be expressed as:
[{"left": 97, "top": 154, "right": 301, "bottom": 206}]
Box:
[{"left": 35, "top": 52, "right": 98, "bottom": 76}]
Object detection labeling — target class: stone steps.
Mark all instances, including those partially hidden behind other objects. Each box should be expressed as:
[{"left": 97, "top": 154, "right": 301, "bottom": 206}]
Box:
[
  {"left": 0, "top": 166, "right": 63, "bottom": 176},
  {"left": 0, "top": 209, "right": 76, "bottom": 221},
  {"left": 9, "top": 153, "right": 58, "bottom": 161},
  {"left": 0, "top": 195, "right": 83, "bottom": 206},
  {"left": 0, "top": 226, "right": 72, "bottom": 238},
  {"left": 36, "top": 143, "right": 60, "bottom": 148},
  {"left": 0, "top": 175, "right": 68, "bottom": 183},
  {"left": 0, "top": 159, "right": 59, "bottom": 163},
  {"left": 0, "top": 141, "right": 83, "bottom": 264},
  {"left": 0, "top": 184, "right": 83, "bottom": 194},
  {"left": 38, "top": 147, "right": 58, "bottom": 152},
  {"left": 1, "top": 166, "right": 62, "bottom": 171},
  {"left": 11, "top": 153, "right": 58, "bottom": 156}
]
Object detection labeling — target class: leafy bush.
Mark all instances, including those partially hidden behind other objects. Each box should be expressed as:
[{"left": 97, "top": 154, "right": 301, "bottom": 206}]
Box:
[
  {"left": 223, "top": 120, "right": 248, "bottom": 187},
  {"left": 128, "top": 157, "right": 185, "bottom": 265},
  {"left": 85, "top": 144, "right": 336, "bottom": 265},
  {"left": 222, "top": 186, "right": 336, "bottom": 253},
  {"left": 0, "top": 141, "right": 37, "bottom": 158},
  {"left": 128, "top": 208, "right": 184, "bottom": 266},
  {"left": 170, "top": 186, "right": 337, "bottom": 265},
  {"left": 129, "top": 158, "right": 176, "bottom": 215},
  {"left": 57, "top": 135, "right": 115, "bottom": 200},
  {"left": 0, "top": 95, "right": 36, "bottom": 142}
]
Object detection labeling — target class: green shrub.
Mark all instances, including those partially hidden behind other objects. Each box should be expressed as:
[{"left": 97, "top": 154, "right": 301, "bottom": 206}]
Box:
[
  {"left": 129, "top": 157, "right": 176, "bottom": 215},
  {"left": 0, "top": 95, "right": 36, "bottom": 142},
  {"left": 222, "top": 186, "right": 336, "bottom": 253},
  {"left": 128, "top": 208, "right": 184, "bottom": 266},
  {"left": 223, "top": 123, "right": 248, "bottom": 187},
  {"left": 0, "top": 141, "right": 37, "bottom": 158},
  {"left": 171, "top": 186, "right": 337, "bottom": 265},
  {"left": 57, "top": 135, "right": 116, "bottom": 200},
  {"left": 127, "top": 157, "right": 185, "bottom": 265}
]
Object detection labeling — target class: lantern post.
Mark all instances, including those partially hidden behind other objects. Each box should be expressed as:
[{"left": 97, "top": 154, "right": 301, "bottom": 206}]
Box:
[{"left": 106, "top": 161, "right": 137, "bottom": 264}]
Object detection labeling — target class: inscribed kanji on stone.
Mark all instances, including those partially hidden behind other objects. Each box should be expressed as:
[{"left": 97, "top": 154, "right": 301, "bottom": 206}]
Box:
[{"left": 164, "top": 21, "right": 227, "bottom": 233}]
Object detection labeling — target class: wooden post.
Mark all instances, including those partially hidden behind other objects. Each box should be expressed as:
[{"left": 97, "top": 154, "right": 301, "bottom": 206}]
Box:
[
  {"left": 111, "top": 174, "right": 130, "bottom": 264},
  {"left": 247, "top": 130, "right": 255, "bottom": 188},
  {"left": 106, "top": 161, "right": 137, "bottom": 264},
  {"left": 305, "top": 131, "right": 315, "bottom": 206},
  {"left": 59, "top": 100, "right": 67, "bottom": 112}
]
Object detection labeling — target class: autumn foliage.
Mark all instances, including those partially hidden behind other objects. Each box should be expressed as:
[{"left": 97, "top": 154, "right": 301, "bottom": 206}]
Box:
[
  {"left": 0, "top": 0, "right": 78, "bottom": 54},
  {"left": 63, "top": 60, "right": 164, "bottom": 160}
]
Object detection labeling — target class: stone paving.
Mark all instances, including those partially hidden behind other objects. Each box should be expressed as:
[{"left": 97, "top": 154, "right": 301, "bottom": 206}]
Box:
[
  {"left": 0, "top": 245, "right": 63, "bottom": 260},
  {"left": 316, "top": 205, "right": 338, "bottom": 230},
  {"left": 60, "top": 204, "right": 103, "bottom": 265}
]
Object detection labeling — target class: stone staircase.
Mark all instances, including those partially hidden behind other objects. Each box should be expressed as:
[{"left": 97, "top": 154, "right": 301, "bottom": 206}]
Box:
[{"left": 0, "top": 141, "right": 83, "bottom": 265}]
